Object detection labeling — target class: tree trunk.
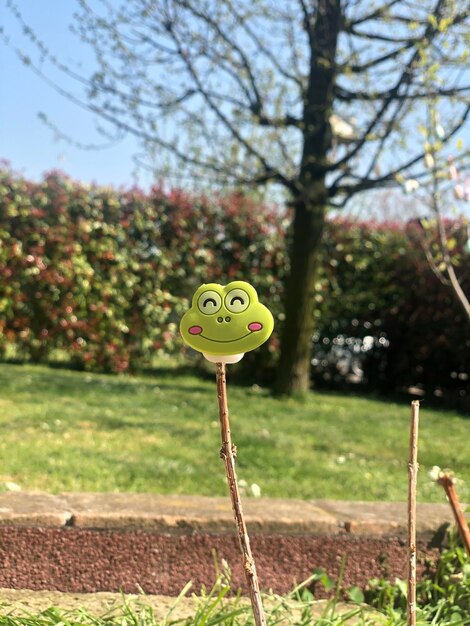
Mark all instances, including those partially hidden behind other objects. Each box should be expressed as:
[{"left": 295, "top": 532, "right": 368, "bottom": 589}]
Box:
[
  {"left": 274, "top": 0, "right": 341, "bottom": 396},
  {"left": 275, "top": 189, "right": 326, "bottom": 395}
]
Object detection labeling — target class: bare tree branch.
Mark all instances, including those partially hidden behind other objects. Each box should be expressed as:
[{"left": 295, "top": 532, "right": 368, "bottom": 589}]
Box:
[
  {"left": 335, "top": 84, "right": 470, "bottom": 102},
  {"left": 330, "top": 103, "right": 470, "bottom": 200},
  {"left": 346, "top": 0, "right": 403, "bottom": 27},
  {"left": 162, "top": 17, "right": 294, "bottom": 189},
  {"left": 224, "top": 0, "right": 305, "bottom": 89},
  {"left": 331, "top": 0, "right": 449, "bottom": 173},
  {"left": 343, "top": 40, "right": 417, "bottom": 74}
]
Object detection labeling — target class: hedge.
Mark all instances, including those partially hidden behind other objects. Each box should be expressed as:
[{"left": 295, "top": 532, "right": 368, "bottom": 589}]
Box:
[
  {"left": 0, "top": 167, "right": 468, "bottom": 404},
  {"left": 314, "top": 219, "right": 470, "bottom": 406},
  {"left": 0, "top": 169, "right": 285, "bottom": 372}
]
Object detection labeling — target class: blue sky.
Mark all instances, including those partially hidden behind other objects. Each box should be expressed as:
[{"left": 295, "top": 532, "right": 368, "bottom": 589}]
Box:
[{"left": 0, "top": 0, "right": 149, "bottom": 188}]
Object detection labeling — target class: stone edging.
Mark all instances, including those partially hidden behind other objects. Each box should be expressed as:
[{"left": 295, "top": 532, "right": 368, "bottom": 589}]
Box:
[{"left": 0, "top": 492, "right": 457, "bottom": 540}]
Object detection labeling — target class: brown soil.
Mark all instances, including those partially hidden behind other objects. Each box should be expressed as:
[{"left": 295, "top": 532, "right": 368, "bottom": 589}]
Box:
[
  {"left": 0, "top": 527, "right": 438, "bottom": 596},
  {"left": 0, "top": 589, "right": 197, "bottom": 619}
]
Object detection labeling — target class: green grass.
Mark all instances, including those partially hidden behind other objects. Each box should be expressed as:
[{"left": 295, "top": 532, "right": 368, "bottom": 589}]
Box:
[
  {"left": 0, "top": 592, "right": 390, "bottom": 626},
  {"left": 0, "top": 361, "right": 468, "bottom": 502}
]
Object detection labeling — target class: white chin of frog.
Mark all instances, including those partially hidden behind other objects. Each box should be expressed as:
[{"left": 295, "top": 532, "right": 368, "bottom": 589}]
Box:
[{"left": 203, "top": 353, "right": 245, "bottom": 364}]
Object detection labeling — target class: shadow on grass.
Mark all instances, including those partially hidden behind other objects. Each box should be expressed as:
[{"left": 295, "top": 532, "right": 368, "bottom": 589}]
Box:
[
  {"left": 308, "top": 382, "right": 470, "bottom": 418},
  {"left": 0, "top": 358, "right": 214, "bottom": 398},
  {"left": 1, "top": 357, "right": 468, "bottom": 417}
]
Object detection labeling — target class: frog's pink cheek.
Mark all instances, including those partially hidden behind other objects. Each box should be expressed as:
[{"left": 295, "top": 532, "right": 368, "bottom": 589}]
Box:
[
  {"left": 188, "top": 325, "right": 203, "bottom": 335},
  {"left": 248, "top": 322, "right": 263, "bottom": 332}
]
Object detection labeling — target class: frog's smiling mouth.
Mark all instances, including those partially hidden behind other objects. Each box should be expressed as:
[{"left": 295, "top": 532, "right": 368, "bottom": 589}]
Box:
[
  {"left": 187, "top": 322, "right": 263, "bottom": 343},
  {"left": 200, "top": 332, "right": 252, "bottom": 343}
]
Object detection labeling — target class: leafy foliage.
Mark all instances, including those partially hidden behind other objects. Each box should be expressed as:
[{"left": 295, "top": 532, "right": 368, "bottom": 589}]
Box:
[
  {"left": 0, "top": 169, "right": 182, "bottom": 372},
  {"left": 0, "top": 168, "right": 284, "bottom": 373},
  {"left": 0, "top": 167, "right": 468, "bottom": 403},
  {"left": 364, "top": 535, "right": 470, "bottom": 623},
  {"left": 313, "top": 220, "right": 470, "bottom": 406}
]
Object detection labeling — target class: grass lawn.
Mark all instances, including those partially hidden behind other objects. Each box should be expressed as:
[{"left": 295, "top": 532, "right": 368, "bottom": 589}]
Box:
[{"left": 0, "top": 361, "right": 468, "bottom": 502}]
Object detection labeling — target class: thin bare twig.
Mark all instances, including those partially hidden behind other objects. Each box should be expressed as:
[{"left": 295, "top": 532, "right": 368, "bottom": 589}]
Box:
[
  {"left": 215, "top": 362, "right": 266, "bottom": 626},
  {"left": 437, "top": 473, "right": 470, "bottom": 556},
  {"left": 407, "top": 400, "right": 420, "bottom": 626},
  {"left": 427, "top": 120, "right": 470, "bottom": 322}
]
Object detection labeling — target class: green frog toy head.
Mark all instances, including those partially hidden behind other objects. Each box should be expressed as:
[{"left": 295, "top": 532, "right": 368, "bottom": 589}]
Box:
[{"left": 180, "top": 281, "right": 274, "bottom": 363}]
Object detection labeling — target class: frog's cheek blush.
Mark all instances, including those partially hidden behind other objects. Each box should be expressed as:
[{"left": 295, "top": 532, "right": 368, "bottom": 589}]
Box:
[
  {"left": 189, "top": 326, "right": 203, "bottom": 335},
  {"left": 248, "top": 322, "right": 263, "bottom": 332}
]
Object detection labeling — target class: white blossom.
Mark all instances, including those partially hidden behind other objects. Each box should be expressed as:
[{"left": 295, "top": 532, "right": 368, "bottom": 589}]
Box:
[
  {"left": 428, "top": 465, "right": 442, "bottom": 481},
  {"left": 404, "top": 179, "right": 420, "bottom": 193}
]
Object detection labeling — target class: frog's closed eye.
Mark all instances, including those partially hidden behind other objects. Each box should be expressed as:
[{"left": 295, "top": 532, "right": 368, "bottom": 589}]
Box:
[
  {"left": 197, "top": 290, "right": 222, "bottom": 315},
  {"left": 225, "top": 288, "right": 250, "bottom": 313}
]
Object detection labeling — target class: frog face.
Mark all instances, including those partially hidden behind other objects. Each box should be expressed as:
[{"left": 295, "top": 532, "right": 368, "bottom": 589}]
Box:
[{"left": 180, "top": 281, "right": 274, "bottom": 356}]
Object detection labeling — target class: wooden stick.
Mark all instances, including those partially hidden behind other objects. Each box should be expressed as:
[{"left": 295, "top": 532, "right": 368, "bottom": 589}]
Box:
[
  {"left": 437, "top": 473, "right": 470, "bottom": 556},
  {"left": 215, "top": 362, "right": 266, "bottom": 626},
  {"left": 407, "top": 400, "right": 420, "bottom": 626}
]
